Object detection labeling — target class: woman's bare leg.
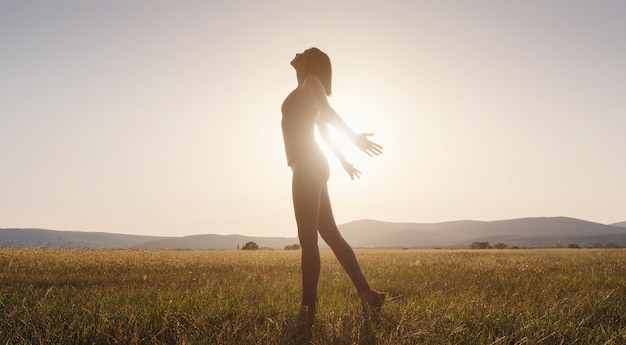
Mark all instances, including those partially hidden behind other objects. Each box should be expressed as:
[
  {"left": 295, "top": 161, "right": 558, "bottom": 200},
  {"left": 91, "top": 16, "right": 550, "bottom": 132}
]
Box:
[
  {"left": 317, "top": 184, "right": 370, "bottom": 293},
  {"left": 318, "top": 184, "right": 385, "bottom": 310},
  {"left": 292, "top": 166, "right": 324, "bottom": 310}
]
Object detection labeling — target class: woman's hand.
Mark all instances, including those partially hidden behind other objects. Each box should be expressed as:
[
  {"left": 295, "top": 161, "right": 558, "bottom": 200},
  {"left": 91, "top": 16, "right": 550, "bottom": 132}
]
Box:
[
  {"left": 342, "top": 161, "right": 361, "bottom": 180},
  {"left": 353, "top": 133, "right": 383, "bottom": 156}
]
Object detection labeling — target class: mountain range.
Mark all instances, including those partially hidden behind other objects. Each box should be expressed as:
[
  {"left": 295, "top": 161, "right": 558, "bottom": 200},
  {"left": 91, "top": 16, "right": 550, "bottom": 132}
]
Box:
[{"left": 2, "top": 217, "right": 625, "bottom": 250}]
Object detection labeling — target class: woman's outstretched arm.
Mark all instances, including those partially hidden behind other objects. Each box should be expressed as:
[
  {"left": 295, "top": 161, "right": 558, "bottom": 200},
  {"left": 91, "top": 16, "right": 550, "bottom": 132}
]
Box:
[
  {"left": 298, "top": 75, "right": 383, "bottom": 156},
  {"left": 318, "top": 121, "right": 361, "bottom": 180}
]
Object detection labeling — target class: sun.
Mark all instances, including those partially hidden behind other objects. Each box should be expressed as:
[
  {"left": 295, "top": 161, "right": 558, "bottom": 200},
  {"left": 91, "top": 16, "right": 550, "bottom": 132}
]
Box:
[
  {"left": 315, "top": 99, "right": 376, "bottom": 173},
  {"left": 315, "top": 125, "right": 354, "bottom": 157}
]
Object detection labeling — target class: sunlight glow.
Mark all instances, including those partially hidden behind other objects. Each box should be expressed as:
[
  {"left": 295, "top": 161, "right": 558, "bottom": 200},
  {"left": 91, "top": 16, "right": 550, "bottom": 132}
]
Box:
[
  {"left": 314, "top": 94, "right": 388, "bottom": 189},
  {"left": 316, "top": 98, "right": 372, "bottom": 169}
]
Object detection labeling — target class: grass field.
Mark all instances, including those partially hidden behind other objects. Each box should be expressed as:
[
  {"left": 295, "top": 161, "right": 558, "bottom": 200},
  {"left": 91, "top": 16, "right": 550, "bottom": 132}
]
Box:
[{"left": 1, "top": 248, "right": 625, "bottom": 344}]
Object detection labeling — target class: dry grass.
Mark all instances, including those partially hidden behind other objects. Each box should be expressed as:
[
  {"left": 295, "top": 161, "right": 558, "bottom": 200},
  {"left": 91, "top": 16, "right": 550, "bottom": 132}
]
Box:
[{"left": 1, "top": 248, "right": 625, "bottom": 344}]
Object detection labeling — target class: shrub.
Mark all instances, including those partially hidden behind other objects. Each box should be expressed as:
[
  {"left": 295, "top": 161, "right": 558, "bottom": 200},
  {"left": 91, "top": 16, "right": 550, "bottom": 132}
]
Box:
[
  {"left": 242, "top": 241, "right": 259, "bottom": 250},
  {"left": 470, "top": 241, "right": 491, "bottom": 249},
  {"left": 284, "top": 243, "right": 301, "bottom": 250}
]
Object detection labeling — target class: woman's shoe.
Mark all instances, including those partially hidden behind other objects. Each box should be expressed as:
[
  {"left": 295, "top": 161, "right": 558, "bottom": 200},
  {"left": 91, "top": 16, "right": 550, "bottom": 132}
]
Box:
[
  {"left": 297, "top": 304, "right": 316, "bottom": 325},
  {"left": 296, "top": 305, "right": 315, "bottom": 342},
  {"left": 359, "top": 289, "right": 386, "bottom": 311}
]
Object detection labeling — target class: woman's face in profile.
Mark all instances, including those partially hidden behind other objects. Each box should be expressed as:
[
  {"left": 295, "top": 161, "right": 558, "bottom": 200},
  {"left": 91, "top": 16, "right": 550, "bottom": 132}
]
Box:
[{"left": 291, "top": 50, "right": 308, "bottom": 70}]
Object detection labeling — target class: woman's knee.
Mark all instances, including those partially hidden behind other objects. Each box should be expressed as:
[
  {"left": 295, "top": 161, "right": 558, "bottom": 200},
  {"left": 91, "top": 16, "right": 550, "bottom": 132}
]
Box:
[{"left": 298, "top": 229, "right": 319, "bottom": 248}]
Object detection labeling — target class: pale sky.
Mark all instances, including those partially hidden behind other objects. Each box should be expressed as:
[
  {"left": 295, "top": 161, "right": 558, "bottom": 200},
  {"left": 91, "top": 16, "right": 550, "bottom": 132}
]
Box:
[{"left": 1, "top": 1, "right": 624, "bottom": 237}]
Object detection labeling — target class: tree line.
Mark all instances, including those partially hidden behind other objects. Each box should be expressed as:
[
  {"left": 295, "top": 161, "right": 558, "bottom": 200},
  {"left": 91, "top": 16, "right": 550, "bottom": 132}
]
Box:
[{"left": 238, "top": 241, "right": 301, "bottom": 250}]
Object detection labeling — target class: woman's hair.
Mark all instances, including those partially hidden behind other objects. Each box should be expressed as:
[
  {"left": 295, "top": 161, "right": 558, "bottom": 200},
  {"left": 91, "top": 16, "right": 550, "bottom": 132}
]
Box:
[{"left": 302, "top": 48, "right": 332, "bottom": 96}]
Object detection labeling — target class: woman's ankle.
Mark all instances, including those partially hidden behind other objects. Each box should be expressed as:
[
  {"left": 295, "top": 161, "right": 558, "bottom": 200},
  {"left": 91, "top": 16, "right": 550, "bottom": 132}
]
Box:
[{"left": 298, "top": 304, "right": 316, "bottom": 324}]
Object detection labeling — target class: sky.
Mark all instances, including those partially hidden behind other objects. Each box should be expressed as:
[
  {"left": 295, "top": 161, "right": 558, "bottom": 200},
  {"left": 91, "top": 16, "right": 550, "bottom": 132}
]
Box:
[{"left": 1, "top": 1, "right": 625, "bottom": 237}]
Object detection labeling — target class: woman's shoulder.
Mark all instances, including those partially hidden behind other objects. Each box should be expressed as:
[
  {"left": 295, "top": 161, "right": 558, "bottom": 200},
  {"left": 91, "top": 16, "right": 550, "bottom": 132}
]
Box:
[
  {"left": 301, "top": 75, "right": 324, "bottom": 91},
  {"left": 297, "top": 75, "right": 327, "bottom": 108}
]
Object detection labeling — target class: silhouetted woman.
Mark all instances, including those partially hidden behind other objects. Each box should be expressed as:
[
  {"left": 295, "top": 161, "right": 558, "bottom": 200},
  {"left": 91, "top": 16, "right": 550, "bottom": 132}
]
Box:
[{"left": 281, "top": 48, "right": 385, "bottom": 324}]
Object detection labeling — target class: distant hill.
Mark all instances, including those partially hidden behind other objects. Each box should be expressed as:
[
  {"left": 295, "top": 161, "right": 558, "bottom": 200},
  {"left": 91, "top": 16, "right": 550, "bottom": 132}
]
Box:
[
  {"left": 337, "top": 217, "right": 626, "bottom": 248},
  {"left": 137, "top": 234, "right": 298, "bottom": 250},
  {"left": 2, "top": 217, "right": 626, "bottom": 249},
  {"left": 0, "top": 228, "right": 298, "bottom": 250},
  {"left": 0, "top": 228, "right": 166, "bottom": 248},
  {"left": 610, "top": 221, "right": 626, "bottom": 228}
]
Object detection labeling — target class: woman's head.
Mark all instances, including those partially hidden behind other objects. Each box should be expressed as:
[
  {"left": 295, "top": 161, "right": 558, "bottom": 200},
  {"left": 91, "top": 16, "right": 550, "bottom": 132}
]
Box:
[{"left": 292, "top": 47, "right": 332, "bottom": 96}]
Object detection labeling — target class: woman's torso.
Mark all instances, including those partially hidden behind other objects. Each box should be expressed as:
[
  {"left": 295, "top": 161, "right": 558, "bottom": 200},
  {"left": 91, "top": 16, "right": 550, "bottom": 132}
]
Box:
[{"left": 281, "top": 89, "right": 324, "bottom": 167}]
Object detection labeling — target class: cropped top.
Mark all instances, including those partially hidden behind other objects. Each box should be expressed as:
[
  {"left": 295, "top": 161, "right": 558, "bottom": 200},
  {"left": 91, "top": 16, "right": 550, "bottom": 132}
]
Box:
[{"left": 281, "top": 89, "right": 323, "bottom": 166}]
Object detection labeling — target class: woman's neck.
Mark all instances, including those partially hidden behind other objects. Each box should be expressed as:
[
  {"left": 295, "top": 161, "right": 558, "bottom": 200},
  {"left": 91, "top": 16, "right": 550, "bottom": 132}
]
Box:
[{"left": 296, "top": 70, "right": 306, "bottom": 88}]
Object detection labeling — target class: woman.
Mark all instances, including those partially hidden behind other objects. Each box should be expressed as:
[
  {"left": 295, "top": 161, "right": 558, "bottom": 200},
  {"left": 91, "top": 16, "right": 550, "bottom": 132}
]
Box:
[{"left": 281, "top": 47, "right": 385, "bottom": 324}]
